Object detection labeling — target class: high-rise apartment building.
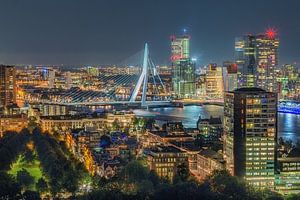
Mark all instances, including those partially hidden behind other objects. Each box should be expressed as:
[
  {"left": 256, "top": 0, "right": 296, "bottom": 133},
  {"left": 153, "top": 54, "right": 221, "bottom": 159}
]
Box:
[
  {"left": 171, "top": 34, "right": 195, "bottom": 98},
  {"left": 48, "top": 69, "right": 55, "bottom": 88},
  {"left": 235, "top": 29, "right": 279, "bottom": 93},
  {"left": 0, "top": 65, "right": 16, "bottom": 107},
  {"left": 205, "top": 64, "right": 224, "bottom": 99},
  {"left": 223, "top": 88, "right": 277, "bottom": 188}
]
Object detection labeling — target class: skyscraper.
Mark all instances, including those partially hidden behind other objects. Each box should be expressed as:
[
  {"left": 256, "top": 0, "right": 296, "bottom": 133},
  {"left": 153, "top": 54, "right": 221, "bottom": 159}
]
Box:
[
  {"left": 223, "top": 88, "right": 277, "bottom": 188},
  {"left": 256, "top": 30, "right": 279, "bottom": 93},
  {"left": 171, "top": 34, "right": 195, "bottom": 98},
  {"left": 0, "top": 65, "right": 16, "bottom": 107},
  {"left": 235, "top": 29, "right": 279, "bottom": 93},
  {"left": 235, "top": 35, "right": 257, "bottom": 88}
]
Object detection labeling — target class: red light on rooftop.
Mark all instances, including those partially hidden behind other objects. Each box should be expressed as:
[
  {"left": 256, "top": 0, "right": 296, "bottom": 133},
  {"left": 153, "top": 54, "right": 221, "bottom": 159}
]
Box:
[
  {"left": 265, "top": 28, "right": 277, "bottom": 39},
  {"left": 170, "top": 55, "right": 182, "bottom": 61},
  {"left": 170, "top": 35, "right": 176, "bottom": 41}
]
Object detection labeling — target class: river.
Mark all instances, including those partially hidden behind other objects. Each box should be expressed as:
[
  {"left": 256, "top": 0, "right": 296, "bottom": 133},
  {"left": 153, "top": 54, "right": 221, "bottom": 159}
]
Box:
[{"left": 133, "top": 105, "right": 300, "bottom": 142}]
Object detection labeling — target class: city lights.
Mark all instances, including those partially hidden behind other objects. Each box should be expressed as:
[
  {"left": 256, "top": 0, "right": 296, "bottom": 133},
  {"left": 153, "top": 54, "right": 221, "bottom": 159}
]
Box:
[{"left": 1, "top": 1, "right": 300, "bottom": 199}]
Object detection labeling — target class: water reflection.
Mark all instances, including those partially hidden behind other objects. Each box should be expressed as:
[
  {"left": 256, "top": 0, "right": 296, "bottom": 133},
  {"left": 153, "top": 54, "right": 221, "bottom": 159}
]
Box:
[
  {"left": 134, "top": 105, "right": 299, "bottom": 141},
  {"left": 278, "top": 113, "right": 300, "bottom": 141}
]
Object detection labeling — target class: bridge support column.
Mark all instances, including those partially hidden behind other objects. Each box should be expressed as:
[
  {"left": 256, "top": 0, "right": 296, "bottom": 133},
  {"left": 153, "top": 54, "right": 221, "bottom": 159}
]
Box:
[{"left": 129, "top": 43, "right": 149, "bottom": 108}]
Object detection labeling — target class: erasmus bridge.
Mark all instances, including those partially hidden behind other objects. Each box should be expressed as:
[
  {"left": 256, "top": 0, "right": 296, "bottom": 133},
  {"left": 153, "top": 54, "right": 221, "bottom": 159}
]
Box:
[{"left": 41, "top": 43, "right": 173, "bottom": 108}]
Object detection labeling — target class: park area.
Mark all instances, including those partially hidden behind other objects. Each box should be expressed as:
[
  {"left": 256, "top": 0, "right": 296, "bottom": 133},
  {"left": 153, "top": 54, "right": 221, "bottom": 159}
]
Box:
[{"left": 8, "top": 152, "right": 44, "bottom": 191}]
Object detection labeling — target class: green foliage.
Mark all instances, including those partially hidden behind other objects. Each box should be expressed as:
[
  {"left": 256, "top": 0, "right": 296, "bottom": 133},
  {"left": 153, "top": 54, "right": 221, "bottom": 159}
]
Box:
[
  {"left": 122, "top": 160, "right": 149, "bottom": 183},
  {"left": 286, "top": 194, "right": 300, "bottom": 200},
  {"left": 22, "top": 149, "right": 35, "bottom": 163},
  {"left": 0, "top": 171, "right": 21, "bottom": 199},
  {"left": 22, "top": 190, "right": 41, "bottom": 200},
  {"left": 81, "top": 168, "right": 284, "bottom": 200},
  {"left": 112, "top": 119, "right": 121, "bottom": 131},
  {"left": 16, "top": 168, "right": 35, "bottom": 188},
  {"left": 207, "top": 170, "right": 247, "bottom": 197},
  {"left": 28, "top": 116, "right": 39, "bottom": 133},
  {"left": 148, "top": 170, "right": 160, "bottom": 186},
  {"left": 174, "top": 162, "right": 189, "bottom": 183},
  {"left": 32, "top": 129, "right": 86, "bottom": 196},
  {"left": 36, "top": 178, "right": 48, "bottom": 194},
  {"left": 0, "top": 130, "right": 30, "bottom": 171}
]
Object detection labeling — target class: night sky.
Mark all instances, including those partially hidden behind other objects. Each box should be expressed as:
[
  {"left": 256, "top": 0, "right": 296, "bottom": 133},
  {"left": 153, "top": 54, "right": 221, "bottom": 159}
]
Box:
[{"left": 0, "top": 0, "right": 299, "bottom": 66}]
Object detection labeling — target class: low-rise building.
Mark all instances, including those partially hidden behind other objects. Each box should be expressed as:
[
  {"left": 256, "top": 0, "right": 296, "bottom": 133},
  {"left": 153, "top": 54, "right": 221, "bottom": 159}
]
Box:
[
  {"left": 146, "top": 145, "right": 188, "bottom": 182},
  {"left": 147, "top": 130, "right": 194, "bottom": 146},
  {"left": 196, "top": 149, "right": 225, "bottom": 180},
  {"left": 197, "top": 116, "right": 222, "bottom": 144},
  {"left": 41, "top": 111, "right": 135, "bottom": 133},
  {"left": 40, "top": 115, "right": 107, "bottom": 133},
  {"left": 0, "top": 114, "right": 28, "bottom": 137},
  {"left": 276, "top": 148, "right": 300, "bottom": 194},
  {"left": 170, "top": 141, "right": 201, "bottom": 172}
]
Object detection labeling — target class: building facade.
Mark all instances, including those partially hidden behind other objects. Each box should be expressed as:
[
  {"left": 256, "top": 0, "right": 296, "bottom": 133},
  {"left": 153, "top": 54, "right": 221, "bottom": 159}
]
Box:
[
  {"left": 171, "top": 34, "right": 195, "bottom": 98},
  {"left": 0, "top": 114, "right": 28, "bottom": 137},
  {"left": 223, "top": 61, "right": 238, "bottom": 92},
  {"left": 147, "top": 145, "right": 188, "bottom": 182},
  {"left": 0, "top": 65, "right": 16, "bottom": 107},
  {"left": 235, "top": 30, "right": 279, "bottom": 93},
  {"left": 196, "top": 149, "right": 225, "bottom": 180},
  {"left": 276, "top": 148, "right": 300, "bottom": 194},
  {"left": 223, "top": 88, "right": 277, "bottom": 188},
  {"left": 205, "top": 64, "right": 224, "bottom": 99}
]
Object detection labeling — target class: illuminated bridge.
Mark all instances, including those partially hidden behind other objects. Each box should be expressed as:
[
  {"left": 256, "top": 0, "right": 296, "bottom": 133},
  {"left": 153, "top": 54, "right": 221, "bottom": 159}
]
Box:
[
  {"left": 278, "top": 101, "right": 300, "bottom": 114},
  {"left": 29, "top": 43, "right": 171, "bottom": 108}
]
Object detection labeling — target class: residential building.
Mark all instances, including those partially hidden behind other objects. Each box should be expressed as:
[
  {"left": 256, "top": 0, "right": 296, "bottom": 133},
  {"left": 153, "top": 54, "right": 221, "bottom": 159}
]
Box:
[
  {"left": 205, "top": 64, "right": 224, "bottom": 99},
  {"left": 223, "top": 87, "right": 277, "bottom": 188},
  {"left": 0, "top": 65, "right": 16, "bottom": 107},
  {"left": 276, "top": 148, "right": 300, "bottom": 194},
  {"left": 197, "top": 116, "right": 223, "bottom": 144},
  {"left": 147, "top": 145, "right": 188, "bottom": 182},
  {"left": 0, "top": 114, "right": 28, "bottom": 137},
  {"left": 196, "top": 149, "right": 225, "bottom": 180}
]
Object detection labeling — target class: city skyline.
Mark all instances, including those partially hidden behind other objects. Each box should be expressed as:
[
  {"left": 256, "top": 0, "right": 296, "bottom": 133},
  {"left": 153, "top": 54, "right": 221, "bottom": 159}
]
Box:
[
  {"left": 2, "top": 1, "right": 300, "bottom": 199},
  {"left": 0, "top": 0, "right": 300, "bottom": 65}
]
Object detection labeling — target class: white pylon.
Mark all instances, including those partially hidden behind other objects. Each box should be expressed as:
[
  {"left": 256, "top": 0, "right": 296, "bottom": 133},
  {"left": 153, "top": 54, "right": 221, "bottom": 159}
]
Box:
[{"left": 129, "top": 43, "right": 149, "bottom": 107}]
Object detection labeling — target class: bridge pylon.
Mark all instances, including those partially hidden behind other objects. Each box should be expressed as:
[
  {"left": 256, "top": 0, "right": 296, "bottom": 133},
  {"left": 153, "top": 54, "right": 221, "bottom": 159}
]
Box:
[{"left": 129, "top": 43, "right": 149, "bottom": 107}]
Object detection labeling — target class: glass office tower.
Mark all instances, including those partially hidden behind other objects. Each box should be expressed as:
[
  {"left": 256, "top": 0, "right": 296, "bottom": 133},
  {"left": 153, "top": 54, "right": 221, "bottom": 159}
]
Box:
[
  {"left": 235, "top": 30, "right": 279, "bottom": 93},
  {"left": 171, "top": 34, "right": 195, "bottom": 98}
]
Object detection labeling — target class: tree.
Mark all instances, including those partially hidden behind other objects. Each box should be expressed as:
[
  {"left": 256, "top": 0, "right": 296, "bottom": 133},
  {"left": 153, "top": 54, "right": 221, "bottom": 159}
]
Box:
[
  {"left": 148, "top": 170, "right": 160, "bottom": 186},
  {"left": 286, "top": 194, "right": 300, "bottom": 200},
  {"left": 62, "top": 171, "right": 80, "bottom": 195},
  {"left": 23, "top": 149, "right": 35, "bottom": 163},
  {"left": 22, "top": 190, "right": 40, "bottom": 200},
  {"left": 16, "top": 168, "right": 34, "bottom": 188},
  {"left": 0, "top": 172, "right": 21, "bottom": 198},
  {"left": 175, "top": 162, "right": 189, "bottom": 182},
  {"left": 28, "top": 116, "right": 39, "bottom": 133},
  {"left": 122, "top": 160, "right": 149, "bottom": 183},
  {"left": 36, "top": 178, "right": 48, "bottom": 194},
  {"left": 136, "top": 180, "right": 154, "bottom": 198},
  {"left": 112, "top": 119, "right": 121, "bottom": 131},
  {"left": 206, "top": 170, "right": 250, "bottom": 200}
]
